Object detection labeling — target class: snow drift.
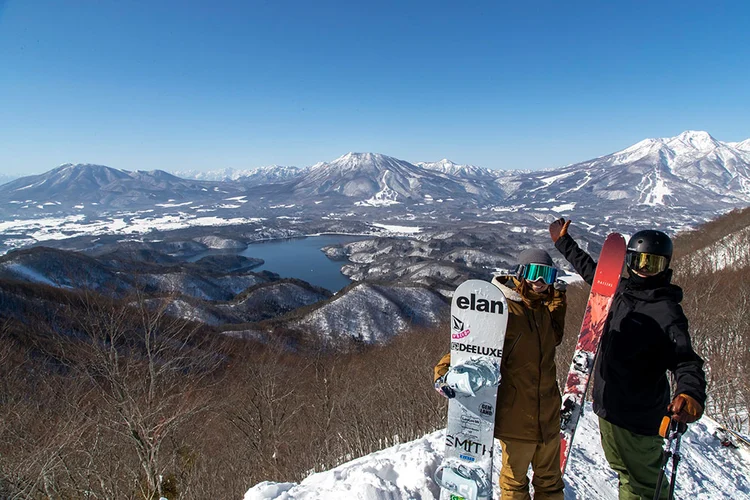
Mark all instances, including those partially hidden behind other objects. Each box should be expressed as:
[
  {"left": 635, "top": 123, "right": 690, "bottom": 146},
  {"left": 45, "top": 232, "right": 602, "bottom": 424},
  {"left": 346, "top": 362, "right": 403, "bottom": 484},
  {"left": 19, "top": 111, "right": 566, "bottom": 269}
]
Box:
[{"left": 245, "top": 404, "right": 750, "bottom": 499}]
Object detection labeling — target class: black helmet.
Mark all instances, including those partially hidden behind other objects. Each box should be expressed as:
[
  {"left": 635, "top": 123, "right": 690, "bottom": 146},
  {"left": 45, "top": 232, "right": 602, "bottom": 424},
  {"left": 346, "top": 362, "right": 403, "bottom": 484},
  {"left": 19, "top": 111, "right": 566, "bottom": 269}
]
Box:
[
  {"left": 626, "top": 230, "right": 673, "bottom": 276},
  {"left": 627, "top": 230, "right": 673, "bottom": 258}
]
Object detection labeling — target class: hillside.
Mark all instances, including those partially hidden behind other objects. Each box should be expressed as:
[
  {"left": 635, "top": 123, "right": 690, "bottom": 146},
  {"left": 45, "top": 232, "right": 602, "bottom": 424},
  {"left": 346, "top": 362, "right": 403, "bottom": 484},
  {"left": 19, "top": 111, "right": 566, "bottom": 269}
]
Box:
[
  {"left": 245, "top": 405, "right": 750, "bottom": 499},
  {"left": 1, "top": 187, "right": 749, "bottom": 500}
]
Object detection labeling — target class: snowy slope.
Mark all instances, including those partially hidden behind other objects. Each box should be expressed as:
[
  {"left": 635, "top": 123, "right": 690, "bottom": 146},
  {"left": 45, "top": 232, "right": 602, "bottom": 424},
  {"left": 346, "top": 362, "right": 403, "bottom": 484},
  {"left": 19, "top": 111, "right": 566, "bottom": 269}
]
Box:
[
  {"left": 508, "top": 130, "right": 750, "bottom": 212},
  {"left": 287, "top": 283, "right": 447, "bottom": 342},
  {"left": 676, "top": 225, "right": 750, "bottom": 274},
  {"left": 245, "top": 404, "right": 750, "bottom": 499}
]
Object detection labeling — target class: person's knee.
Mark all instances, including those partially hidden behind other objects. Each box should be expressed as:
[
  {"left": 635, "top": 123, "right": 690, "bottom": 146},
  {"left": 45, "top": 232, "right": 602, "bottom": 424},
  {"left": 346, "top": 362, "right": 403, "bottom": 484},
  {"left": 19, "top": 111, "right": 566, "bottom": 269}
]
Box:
[
  {"left": 499, "top": 467, "right": 530, "bottom": 490},
  {"left": 531, "top": 473, "right": 564, "bottom": 494}
]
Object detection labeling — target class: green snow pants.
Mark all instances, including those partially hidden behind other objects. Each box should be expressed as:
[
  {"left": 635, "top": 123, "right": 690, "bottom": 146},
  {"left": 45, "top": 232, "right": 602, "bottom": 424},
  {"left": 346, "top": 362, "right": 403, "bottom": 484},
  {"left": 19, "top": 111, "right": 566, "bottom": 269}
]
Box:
[{"left": 599, "top": 417, "right": 668, "bottom": 500}]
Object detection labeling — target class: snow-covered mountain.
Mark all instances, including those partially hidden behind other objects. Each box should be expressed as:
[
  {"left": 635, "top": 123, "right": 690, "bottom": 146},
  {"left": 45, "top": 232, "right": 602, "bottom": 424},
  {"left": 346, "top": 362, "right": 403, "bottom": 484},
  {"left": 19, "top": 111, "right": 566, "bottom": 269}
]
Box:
[
  {"left": 245, "top": 404, "right": 750, "bottom": 499},
  {"left": 291, "top": 152, "right": 506, "bottom": 205},
  {"left": 174, "top": 132, "right": 750, "bottom": 212},
  {"left": 728, "top": 138, "right": 750, "bottom": 152},
  {"left": 510, "top": 131, "right": 750, "bottom": 211},
  {"left": 416, "top": 159, "right": 506, "bottom": 179},
  {"left": 0, "top": 163, "right": 248, "bottom": 210},
  {"left": 2, "top": 131, "right": 749, "bottom": 240},
  {"left": 0, "top": 173, "right": 20, "bottom": 186},
  {"left": 2, "top": 163, "right": 133, "bottom": 196},
  {"left": 171, "top": 165, "right": 302, "bottom": 184}
]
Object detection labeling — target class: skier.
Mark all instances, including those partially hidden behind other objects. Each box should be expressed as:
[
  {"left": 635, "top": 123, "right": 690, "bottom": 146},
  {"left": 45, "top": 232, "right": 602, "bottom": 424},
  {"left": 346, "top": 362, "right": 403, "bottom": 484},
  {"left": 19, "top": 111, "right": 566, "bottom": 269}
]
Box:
[
  {"left": 434, "top": 249, "right": 567, "bottom": 500},
  {"left": 549, "top": 218, "right": 707, "bottom": 500}
]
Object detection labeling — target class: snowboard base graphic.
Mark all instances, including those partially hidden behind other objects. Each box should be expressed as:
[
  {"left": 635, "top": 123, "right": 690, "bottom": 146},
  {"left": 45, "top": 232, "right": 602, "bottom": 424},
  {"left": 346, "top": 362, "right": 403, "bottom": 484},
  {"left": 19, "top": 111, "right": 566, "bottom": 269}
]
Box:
[{"left": 436, "top": 279, "right": 508, "bottom": 500}]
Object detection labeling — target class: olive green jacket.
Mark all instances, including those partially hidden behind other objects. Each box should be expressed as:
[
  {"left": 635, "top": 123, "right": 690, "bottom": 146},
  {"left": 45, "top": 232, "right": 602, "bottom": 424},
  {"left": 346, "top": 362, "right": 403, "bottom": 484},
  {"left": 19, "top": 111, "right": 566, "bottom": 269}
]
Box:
[{"left": 434, "top": 276, "right": 566, "bottom": 443}]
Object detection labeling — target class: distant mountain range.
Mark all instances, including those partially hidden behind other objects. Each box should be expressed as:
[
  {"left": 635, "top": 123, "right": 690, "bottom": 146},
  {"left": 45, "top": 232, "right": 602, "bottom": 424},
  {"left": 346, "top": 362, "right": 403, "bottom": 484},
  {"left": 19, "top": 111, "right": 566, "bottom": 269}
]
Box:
[
  {"left": 0, "top": 173, "right": 19, "bottom": 186},
  {"left": 170, "top": 165, "right": 302, "bottom": 183},
  {"left": 1, "top": 131, "right": 749, "bottom": 224}
]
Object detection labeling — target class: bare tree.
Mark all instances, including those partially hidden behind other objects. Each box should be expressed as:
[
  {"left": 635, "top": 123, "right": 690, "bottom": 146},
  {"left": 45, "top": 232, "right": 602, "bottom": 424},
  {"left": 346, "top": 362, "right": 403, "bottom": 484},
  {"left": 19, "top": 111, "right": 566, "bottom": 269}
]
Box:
[{"left": 65, "top": 290, "right": 222, "bottom": 499}]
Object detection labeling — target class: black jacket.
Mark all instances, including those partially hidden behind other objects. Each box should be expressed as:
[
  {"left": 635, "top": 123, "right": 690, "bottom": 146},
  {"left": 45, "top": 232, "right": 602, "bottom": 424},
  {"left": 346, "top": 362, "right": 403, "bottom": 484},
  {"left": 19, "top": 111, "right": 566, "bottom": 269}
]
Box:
[{"left": 555, "top": 234, "right": 707, "bottom": 436}]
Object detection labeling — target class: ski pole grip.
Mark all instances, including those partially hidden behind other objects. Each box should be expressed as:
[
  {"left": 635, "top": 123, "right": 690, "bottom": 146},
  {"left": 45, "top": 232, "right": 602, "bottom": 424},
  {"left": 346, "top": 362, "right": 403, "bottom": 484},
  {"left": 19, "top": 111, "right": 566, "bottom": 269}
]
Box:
[
  {"left": 659, "top": 416, "right": 689, "bottom": 438},
  {"left": 659, "top": 416, "right": 671, "bottom": 438}
]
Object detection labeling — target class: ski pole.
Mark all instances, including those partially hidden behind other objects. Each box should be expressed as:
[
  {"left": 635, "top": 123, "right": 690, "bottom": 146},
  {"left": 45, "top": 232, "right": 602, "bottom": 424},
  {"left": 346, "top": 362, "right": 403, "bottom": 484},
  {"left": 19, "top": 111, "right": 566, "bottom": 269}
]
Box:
[
  {"left": 654, "top": 418, "right": 674, "bottom": 500},
  {"left": 667, "top": 430, "right": 683, "bottom": 500},
  {"left": 654, "top": 416, "right": 687, "bottom": 500}
]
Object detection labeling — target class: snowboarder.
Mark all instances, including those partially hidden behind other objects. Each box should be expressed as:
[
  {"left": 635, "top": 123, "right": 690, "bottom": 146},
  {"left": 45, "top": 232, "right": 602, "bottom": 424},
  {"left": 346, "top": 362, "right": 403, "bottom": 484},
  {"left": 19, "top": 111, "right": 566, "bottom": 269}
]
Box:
[
  {"left": 435, "top": 249, "right": 567, "bottom": 500},
  {"left": 549, "top": 218, "right": 707, "bottom": 500}
]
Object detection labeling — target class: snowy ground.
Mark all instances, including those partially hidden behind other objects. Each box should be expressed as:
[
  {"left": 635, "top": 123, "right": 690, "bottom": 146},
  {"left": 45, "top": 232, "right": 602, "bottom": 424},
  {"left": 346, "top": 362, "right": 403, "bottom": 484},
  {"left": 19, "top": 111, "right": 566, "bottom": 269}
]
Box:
[
  {"left": 0, "top": 212, "right": 415, "bottom": 255},
  {"left": 0, "top": 213, "right": 265, "bottom": 253},
  {"left": 245, "top": 404, "right": 750, "bottom": 500}
]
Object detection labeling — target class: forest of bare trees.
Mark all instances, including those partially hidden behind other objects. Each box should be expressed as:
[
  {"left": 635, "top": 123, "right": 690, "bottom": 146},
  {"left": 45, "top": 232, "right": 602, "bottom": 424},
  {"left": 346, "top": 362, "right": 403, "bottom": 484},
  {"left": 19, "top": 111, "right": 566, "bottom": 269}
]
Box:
[
  {"left": 1, "top": 208, "right": 749, "bottom": 499},
  {"left": 0, "top": 289, "right": 449, "bottom": 499},
  {"left": 672, "top": 208, "right": 750, "bottom": 431}
]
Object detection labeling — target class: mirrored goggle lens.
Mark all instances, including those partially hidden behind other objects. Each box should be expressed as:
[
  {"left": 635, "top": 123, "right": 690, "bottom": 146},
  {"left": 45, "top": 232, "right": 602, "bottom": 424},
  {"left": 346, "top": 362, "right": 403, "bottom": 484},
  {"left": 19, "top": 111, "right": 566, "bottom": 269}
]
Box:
[
  {"left": 522, "top": 264, "right": 558, "bottom": 284},
  {"left": 626, "top": 252, "right": 669, "bottom": 275}
]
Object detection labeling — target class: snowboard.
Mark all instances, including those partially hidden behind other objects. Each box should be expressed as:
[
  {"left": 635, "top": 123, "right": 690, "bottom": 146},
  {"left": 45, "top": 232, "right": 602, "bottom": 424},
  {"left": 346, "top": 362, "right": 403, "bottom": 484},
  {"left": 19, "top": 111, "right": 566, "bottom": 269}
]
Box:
[
  {"left": 435, "top": 279, "right": 509, "bottom": 500},
  {"left": 559, "top": 233, "right": 626, "bottom": 474}
]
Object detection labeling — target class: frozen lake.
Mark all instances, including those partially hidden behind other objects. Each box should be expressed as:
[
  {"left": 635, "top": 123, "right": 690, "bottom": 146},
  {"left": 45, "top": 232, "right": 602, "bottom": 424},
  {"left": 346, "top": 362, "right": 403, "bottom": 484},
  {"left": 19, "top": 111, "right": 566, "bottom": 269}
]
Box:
[{"left": 239, "top": 235, "right": 365, "bottom": 292}]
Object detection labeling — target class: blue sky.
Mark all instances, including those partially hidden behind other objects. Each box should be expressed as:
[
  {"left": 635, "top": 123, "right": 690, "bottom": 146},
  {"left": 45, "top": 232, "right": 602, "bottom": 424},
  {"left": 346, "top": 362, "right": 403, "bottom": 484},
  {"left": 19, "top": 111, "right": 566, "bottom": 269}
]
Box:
[{"left": 1, "top": 0, "right": 748, "bottom": 175}]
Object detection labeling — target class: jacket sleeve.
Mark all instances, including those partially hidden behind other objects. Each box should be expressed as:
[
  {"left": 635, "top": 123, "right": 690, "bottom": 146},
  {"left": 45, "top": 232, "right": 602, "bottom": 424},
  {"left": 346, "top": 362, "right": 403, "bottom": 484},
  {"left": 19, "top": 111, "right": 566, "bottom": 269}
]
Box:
[
  {"left": 434, "top": 352, "right": 451, "bottom": 382},
  {"left": 548, "top": 288, "right": 567, "bottom": 346},
  {"left": 665, "top": 309, "right": 707, "bottom": 407},
  {"left": 554, "top": 234, "right": 597, "bottom": 285}
]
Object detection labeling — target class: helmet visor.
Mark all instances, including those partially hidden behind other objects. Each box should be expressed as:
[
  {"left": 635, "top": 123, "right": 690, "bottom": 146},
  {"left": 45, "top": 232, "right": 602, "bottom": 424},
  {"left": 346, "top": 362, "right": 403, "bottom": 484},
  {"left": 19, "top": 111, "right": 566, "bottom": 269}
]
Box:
[
  {"left": 626, "top": 251, "right": 669, "bottom": 276},
  {"left": 521, "top": 264, "right": 558, "bottom": 285}
]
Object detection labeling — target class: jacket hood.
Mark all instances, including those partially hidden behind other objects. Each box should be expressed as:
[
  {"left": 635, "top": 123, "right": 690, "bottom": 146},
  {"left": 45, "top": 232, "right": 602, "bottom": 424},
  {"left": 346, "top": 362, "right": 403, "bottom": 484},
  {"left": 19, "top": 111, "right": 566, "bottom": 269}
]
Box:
[{"left": 491, "top": 275, "right": 523, "bottom": 302}]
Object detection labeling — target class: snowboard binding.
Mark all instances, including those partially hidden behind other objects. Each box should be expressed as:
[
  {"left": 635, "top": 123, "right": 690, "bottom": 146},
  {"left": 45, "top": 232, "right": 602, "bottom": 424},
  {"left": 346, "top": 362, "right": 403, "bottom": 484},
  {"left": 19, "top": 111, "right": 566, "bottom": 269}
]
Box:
[
  {"left": 439, "top": 357, "right": 501, "bottom": 399},
  {"left": 434, "top": 461, "right": 492, "bottom": 500}
]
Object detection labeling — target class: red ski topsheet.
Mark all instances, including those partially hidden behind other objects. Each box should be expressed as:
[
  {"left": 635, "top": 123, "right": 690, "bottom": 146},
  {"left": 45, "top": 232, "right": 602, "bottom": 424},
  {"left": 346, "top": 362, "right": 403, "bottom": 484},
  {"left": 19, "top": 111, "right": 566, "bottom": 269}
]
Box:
[
  {"left": 591, "top": 234, "right": 626, "bottom": 296},
  {"left": 559, "top": 232, "right": 626, "bottom": 474}
]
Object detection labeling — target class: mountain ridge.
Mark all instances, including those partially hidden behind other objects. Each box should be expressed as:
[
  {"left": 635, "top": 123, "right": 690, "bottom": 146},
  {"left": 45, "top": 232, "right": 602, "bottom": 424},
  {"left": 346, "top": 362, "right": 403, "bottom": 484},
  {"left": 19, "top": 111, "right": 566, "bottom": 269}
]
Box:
[{"left": 1, "top": 131, "right": 749, "bottom": 229}]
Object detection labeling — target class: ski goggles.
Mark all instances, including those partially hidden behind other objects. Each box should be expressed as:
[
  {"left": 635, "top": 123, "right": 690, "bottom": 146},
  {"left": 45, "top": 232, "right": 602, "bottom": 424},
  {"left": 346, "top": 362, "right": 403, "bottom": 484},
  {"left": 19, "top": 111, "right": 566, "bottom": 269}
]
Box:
[
  {"left": 626, "top": 251, "right": 669, "bottom": 276},
  {"left": 520, "top": 263, "right": 558, "bottom": 285}
]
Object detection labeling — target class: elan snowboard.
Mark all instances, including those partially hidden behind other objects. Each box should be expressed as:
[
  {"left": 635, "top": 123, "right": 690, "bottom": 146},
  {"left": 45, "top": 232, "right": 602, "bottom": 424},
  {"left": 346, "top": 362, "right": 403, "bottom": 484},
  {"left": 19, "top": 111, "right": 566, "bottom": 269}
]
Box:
[
  {"left": 435, "top": 279, "right": 509, "bottom": 500},
  {"left": 559, "top": 232, "right": 626, "bottom": 473}
]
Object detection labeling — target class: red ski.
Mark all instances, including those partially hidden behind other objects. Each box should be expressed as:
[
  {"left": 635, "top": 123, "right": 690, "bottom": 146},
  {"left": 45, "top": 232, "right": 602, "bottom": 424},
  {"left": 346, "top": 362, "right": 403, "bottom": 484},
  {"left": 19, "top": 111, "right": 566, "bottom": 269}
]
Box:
[{"left": 559, "top": 232, "right": 626, "bottom": 473}]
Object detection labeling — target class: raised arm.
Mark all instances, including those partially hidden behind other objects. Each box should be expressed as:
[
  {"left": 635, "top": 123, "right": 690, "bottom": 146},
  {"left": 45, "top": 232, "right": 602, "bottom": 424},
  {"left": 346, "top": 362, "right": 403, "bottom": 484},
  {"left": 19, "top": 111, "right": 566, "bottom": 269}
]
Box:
[{"left": 549, "top": 218, "right": 597, "bottom": 285}]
